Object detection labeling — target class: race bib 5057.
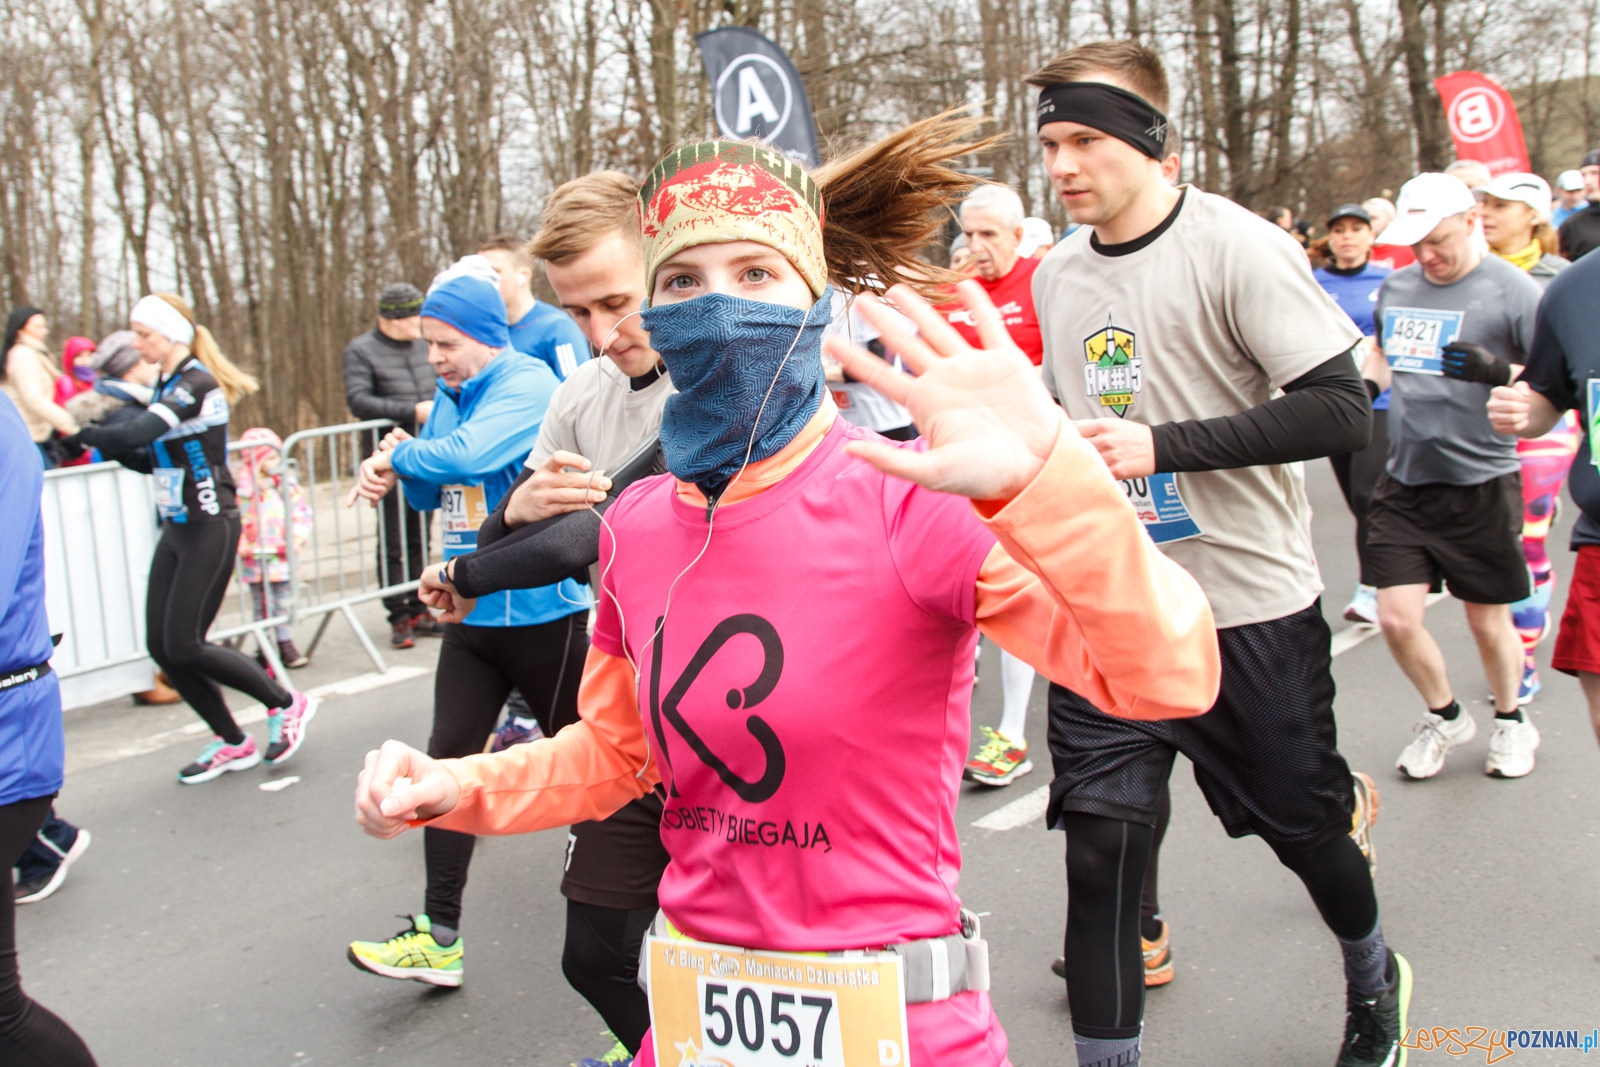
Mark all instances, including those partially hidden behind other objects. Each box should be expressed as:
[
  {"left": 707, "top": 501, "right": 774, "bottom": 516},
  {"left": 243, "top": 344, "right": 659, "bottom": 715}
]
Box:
[{"left": 647, "top": 936, "right": 910, "bottom": 1067}]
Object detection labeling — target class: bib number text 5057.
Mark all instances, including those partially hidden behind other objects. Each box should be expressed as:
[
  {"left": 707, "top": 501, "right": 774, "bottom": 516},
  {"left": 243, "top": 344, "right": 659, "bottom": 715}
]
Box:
[{"left": 697, "top": 979, "right": 854, "bottom": 1066}]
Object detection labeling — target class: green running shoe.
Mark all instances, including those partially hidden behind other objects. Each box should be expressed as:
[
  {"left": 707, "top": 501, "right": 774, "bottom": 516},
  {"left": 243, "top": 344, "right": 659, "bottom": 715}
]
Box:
[
  {"left": 347, "top": 914, "right": 463, "bottom": 987},
  {"left": 572, "top": 1032, "right": 633, "bottom": 1067},
  {"left": 1337, "top": 950, "right": 1412, "bottom": 1067}
]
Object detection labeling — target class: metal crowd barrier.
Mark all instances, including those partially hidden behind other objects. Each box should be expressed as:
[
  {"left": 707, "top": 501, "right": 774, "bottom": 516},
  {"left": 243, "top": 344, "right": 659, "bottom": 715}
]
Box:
[
  {"left": 212, "top": 418, "right": 440, "bottom": 675},
  {"left": 41, "top": 461, "right": 161, "bottom": 709},
  {"left": 44, "top": 418, "right": 442, "bottom": 709}
]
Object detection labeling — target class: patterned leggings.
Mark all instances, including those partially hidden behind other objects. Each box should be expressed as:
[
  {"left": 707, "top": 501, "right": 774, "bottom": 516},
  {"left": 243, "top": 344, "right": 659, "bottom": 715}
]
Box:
[{"left": 1512, "top": 411, "right": 1582, "bottom": 658}]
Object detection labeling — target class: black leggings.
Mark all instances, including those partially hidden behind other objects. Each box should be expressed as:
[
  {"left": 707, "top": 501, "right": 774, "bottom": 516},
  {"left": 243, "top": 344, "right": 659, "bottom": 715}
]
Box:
[
  {"left": 423, "top": 613, "right": 588, "bottom": 929},
  {"left": 146, "top": 518, "right": 291, "bottom": 742},
  {"left": 1061, "top": 812, "right": 1378, "bottom": 1037},
  {"left": 0, "top": 796, "right": 97, "bottom": 1067},
  {"left": 1060, "top": 813, "right": 1151, "bottom": 1040},
  {"left": 1140, "top": 779, "right": 1170, "bottom": 931},
  {"left": 562, "top": 900, "right": 654, "bottom": 1053}
]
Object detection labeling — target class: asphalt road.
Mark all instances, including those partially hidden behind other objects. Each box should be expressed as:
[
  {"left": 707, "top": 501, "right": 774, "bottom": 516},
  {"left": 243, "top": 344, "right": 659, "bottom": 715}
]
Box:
[{"left": 19, "top": 462, "right": 1600, "bottom": 1067}]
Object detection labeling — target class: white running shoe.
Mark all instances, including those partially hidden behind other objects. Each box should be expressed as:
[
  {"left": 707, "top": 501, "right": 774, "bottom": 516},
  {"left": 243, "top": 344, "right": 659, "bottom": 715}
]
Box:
[
  {"left": 1343, "top": 585, "right": 1379, "bottom": 625},
  {"left": 1396, "top": 710, "right": 1476, "bottom": 779},
  {"left": 1485, "top": 717, "right": 1540, "bottom": 778}
]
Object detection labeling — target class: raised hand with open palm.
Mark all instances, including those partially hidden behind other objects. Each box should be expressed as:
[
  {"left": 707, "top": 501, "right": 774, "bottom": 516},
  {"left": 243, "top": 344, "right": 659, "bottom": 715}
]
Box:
[{"left": 821, "top": 279, "right": 1066, "bottom": 502}]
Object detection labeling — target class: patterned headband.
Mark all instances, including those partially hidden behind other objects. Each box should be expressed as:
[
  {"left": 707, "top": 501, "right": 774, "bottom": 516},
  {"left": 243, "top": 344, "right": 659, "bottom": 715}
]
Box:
[{"left": 639, "top": 141, "right": 827, "bottom": 299}]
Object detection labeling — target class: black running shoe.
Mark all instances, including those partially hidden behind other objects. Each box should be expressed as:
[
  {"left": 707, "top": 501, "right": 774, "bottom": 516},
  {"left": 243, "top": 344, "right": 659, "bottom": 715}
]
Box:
[{"left": 1336, "top": 949, "right": 1412, "bottom": 1067}]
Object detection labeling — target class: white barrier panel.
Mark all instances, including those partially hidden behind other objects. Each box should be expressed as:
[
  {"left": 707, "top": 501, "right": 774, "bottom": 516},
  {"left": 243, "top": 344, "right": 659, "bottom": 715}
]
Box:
[{"left": 41, "top": 462, "right": 159, "bottom": 710}]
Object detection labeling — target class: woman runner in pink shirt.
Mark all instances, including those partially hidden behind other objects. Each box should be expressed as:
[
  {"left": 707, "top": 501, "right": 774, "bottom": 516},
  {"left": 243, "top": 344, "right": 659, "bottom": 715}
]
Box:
[{"left": 355, "top": 117, "right": 1220, "bottom": 1066}]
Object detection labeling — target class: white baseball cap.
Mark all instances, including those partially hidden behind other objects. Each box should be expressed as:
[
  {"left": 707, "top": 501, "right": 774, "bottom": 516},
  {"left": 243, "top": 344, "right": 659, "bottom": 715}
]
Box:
[
  {"left": 1557, "top": 169, "right": 1585, "bottom": 192},
  {"left": 1377, "top": 173, "right": 1478, "bottom": 246},
  {"left": 1481, "top": 172, "right": 1553, "bottom": 221},
  {"left": 1016, "top": 217, "right": 1055, "bottom": 258}
]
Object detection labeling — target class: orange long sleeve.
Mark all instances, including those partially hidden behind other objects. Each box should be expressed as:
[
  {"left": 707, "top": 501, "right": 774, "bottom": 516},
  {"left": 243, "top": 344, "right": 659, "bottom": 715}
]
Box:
[
  {"left": 425, "top": 418, "right": 1218, "bottom": 839},
  {"left": 973, "top": 422, "right": 1220, "bottom": 721},
  {"left": 422, "top": 645, "right": 656, "bottom": 836}
]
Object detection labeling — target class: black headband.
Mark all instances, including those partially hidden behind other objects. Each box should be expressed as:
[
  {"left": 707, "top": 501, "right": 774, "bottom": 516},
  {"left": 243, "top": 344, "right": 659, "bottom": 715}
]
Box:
[{"left": 1036, "top": 82, "right": 1170, "bottom": 160}]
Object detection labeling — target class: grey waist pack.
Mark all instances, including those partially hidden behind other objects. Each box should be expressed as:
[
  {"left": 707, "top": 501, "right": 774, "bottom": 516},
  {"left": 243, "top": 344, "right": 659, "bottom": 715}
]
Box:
[{"left": 637, "top": 908, "right": 990, "bottom": 1005}]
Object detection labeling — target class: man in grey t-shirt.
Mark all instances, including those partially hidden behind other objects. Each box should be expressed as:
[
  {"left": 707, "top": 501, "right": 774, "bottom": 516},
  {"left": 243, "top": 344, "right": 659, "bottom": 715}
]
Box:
[{"left": 1364, "top": 172, "right": 1544, "bottom": 782}]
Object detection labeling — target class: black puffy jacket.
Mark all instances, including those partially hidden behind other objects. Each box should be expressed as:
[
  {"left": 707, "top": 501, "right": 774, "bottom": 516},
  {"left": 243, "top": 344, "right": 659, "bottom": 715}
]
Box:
[{"left": 340, "top": 327, "right": 435, "bottom": 433}]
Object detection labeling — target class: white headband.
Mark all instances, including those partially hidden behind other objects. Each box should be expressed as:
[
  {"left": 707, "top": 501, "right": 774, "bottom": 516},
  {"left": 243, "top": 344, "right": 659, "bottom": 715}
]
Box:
[{"left": 130, "top": 295, "right": 195, "bottom": 346}]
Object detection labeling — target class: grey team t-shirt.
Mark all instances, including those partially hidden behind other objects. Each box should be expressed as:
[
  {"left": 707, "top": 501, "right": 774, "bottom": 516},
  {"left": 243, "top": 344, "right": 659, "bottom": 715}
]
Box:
[
  {"left": 1036, "top": 187, "right": 1361, "bottom": 629},
  {"left": 1375, "top": 255, "right": 1541, "bottom": 486}
]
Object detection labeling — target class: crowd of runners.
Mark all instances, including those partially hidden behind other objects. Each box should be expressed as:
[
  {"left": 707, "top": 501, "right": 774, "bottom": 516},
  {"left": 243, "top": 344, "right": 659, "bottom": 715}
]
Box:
[{"left": 4, "top": 34, "right": 1600, "bottom": 1067}]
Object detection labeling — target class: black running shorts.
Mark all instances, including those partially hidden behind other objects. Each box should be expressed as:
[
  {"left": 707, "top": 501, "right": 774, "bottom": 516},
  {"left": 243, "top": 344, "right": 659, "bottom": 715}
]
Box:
[
  {"left": 1046, "top": 601, "right": 1355, "bottom": 850},
  {"left": 1364, "top": 471, "right": 1529, "bottom": 605}
]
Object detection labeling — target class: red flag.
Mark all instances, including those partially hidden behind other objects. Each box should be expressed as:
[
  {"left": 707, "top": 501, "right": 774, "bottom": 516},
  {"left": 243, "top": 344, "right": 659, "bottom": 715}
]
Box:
[{"left": 1434, "top": 71, "right": 1530, "bottom": 176}]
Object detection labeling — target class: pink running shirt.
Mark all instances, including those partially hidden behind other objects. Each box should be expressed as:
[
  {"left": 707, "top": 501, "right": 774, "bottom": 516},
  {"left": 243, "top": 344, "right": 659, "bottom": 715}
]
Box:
[{"left": 594, "top": 417, "right": 994, "bottom": 952}]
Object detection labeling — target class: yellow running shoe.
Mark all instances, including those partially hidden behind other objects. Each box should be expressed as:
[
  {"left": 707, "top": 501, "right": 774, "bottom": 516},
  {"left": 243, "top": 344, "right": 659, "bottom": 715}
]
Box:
[
  {"left": 1142, "top": 920, "right": 1174, "bottom": 986},
  {"left": 1350, "top": 771, "right": 1380, "bottom": 877},
  {"left": 964, "top": 726, "right": 1033, "bottom": 786},
  {"left": 348, "top": 914, "right": 464, "bottom": 987}
]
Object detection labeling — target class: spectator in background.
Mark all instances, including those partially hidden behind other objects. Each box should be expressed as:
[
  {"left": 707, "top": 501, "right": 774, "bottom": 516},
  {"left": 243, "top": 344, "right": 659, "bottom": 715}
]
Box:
[
  {"left": 234, "top": 427, "right": 313, "bottom": 671},
  {"left": 2, "top": 307, "right": 79, "bottom": 469},
  {"left": 476, "top": 235, "right": 590, "bottom": 381},
  {"left": 1445, "top": 158, "right": 1492, "bottom": 192},
  {"left": 1018, "top": 216, "right": 1056, "bottom": 258},
  {"left": 1551, "top": 170, "right": 1587, "bottom": 229},
  {"left": 949, "top": 231, "right": 972, "bottom": 271},
  {"left": 64, "top": 330, "right": 160, "bottom": 440},
  {"left": 1366, "top": 196, "right": 1415, "bottom": 269},
  {"left": 342, "top": 283, "right": 437, "bottom": 649},
  {"left": 1557, "top": 149, "right": 1600, "bottom": 260},
  {"left": 52, "top": 336, "right": 97, "bottom": 407},
  {"left": 50, "top": 337, "right": 99, "bottom": 467},
  {"left": 1314, "top": 203, "right": 1391, "bottom": 626}
]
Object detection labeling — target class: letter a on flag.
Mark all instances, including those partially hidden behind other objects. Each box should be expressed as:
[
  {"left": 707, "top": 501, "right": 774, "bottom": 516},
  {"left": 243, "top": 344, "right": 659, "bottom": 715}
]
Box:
[{"left": 696, "top": 26, "right": 821, "bottom": 167}]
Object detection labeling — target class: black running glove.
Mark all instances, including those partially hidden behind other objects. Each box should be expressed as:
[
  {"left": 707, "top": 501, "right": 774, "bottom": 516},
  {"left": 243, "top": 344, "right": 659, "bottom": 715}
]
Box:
[{"left": 1440, "top": 341, "right": 1514, "bottom": 386}]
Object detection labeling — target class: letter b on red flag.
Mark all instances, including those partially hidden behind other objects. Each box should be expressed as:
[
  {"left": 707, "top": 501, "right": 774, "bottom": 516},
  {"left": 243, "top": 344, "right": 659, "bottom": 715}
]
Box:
[{"left": 1434, "top": 71, "right": 1530, "bottom": 176}]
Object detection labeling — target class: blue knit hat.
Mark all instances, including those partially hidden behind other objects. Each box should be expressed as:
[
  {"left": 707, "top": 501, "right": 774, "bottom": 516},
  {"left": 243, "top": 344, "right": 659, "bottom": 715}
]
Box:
[{"left": 422, "top": 256, "right": 509, "bottom": 349}]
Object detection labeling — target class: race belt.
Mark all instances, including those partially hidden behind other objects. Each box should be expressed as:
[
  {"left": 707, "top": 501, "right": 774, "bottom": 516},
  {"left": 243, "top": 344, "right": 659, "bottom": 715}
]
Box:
[
  {"left": 640, "top": 910, "right": 989, "bottom": 1067},
  {"left": 0, "top": 661, "right": 52, "bottom": 691}
]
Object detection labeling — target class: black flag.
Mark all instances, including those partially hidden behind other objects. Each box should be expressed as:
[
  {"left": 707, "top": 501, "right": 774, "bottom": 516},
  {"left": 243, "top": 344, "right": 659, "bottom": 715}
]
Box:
[{"left": 695, "top": 27, "right": 821, "bottom": 167}]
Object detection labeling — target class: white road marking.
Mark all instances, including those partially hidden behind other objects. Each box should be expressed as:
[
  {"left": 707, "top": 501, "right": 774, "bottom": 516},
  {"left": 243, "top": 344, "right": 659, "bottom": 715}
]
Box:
[
  {"left": 970, "top": 593, "right": 1451, "bottom": 831},
  {"left": 82, "top": 666, "right": 433, "bottom": 772},
  {"left": 259, "top": 775, "right": 301, "bottom": 792},
  {"left": 972, "top": 785, "right": 1050, "bottom": 831}
]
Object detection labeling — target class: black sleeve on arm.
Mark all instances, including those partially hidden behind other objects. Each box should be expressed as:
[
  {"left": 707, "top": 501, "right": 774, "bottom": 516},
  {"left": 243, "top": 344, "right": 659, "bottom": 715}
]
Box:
[
  {"left": 475, "top": 466, "right": 533, "bottom": 549},
  {"left": 1518, "top": 302, "right": 1580, "bottom": 413},
  {"left": 451, "top": 440, "right": 666, "bottom": 599},
  {"left": 75, "top": 410, "right": 172, "bottom": 454},
  {"left": 1151, "top": 347, "right": 1372, "bottom": 473}
]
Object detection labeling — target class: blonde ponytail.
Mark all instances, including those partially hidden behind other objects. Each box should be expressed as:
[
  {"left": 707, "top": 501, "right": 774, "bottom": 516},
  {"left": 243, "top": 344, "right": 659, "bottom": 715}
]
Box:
[
  {"left": 155, "top": 293, "right": 259, "bottom": 403},
  {"left": 1535, "top": 221, "right": 1561, "bottom": 259}
]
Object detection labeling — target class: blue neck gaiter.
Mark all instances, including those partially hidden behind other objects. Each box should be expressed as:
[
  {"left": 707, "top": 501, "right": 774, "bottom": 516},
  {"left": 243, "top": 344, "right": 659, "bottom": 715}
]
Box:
[{"left": 642, "top": 288, "right": 830, "bottom": 500}]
